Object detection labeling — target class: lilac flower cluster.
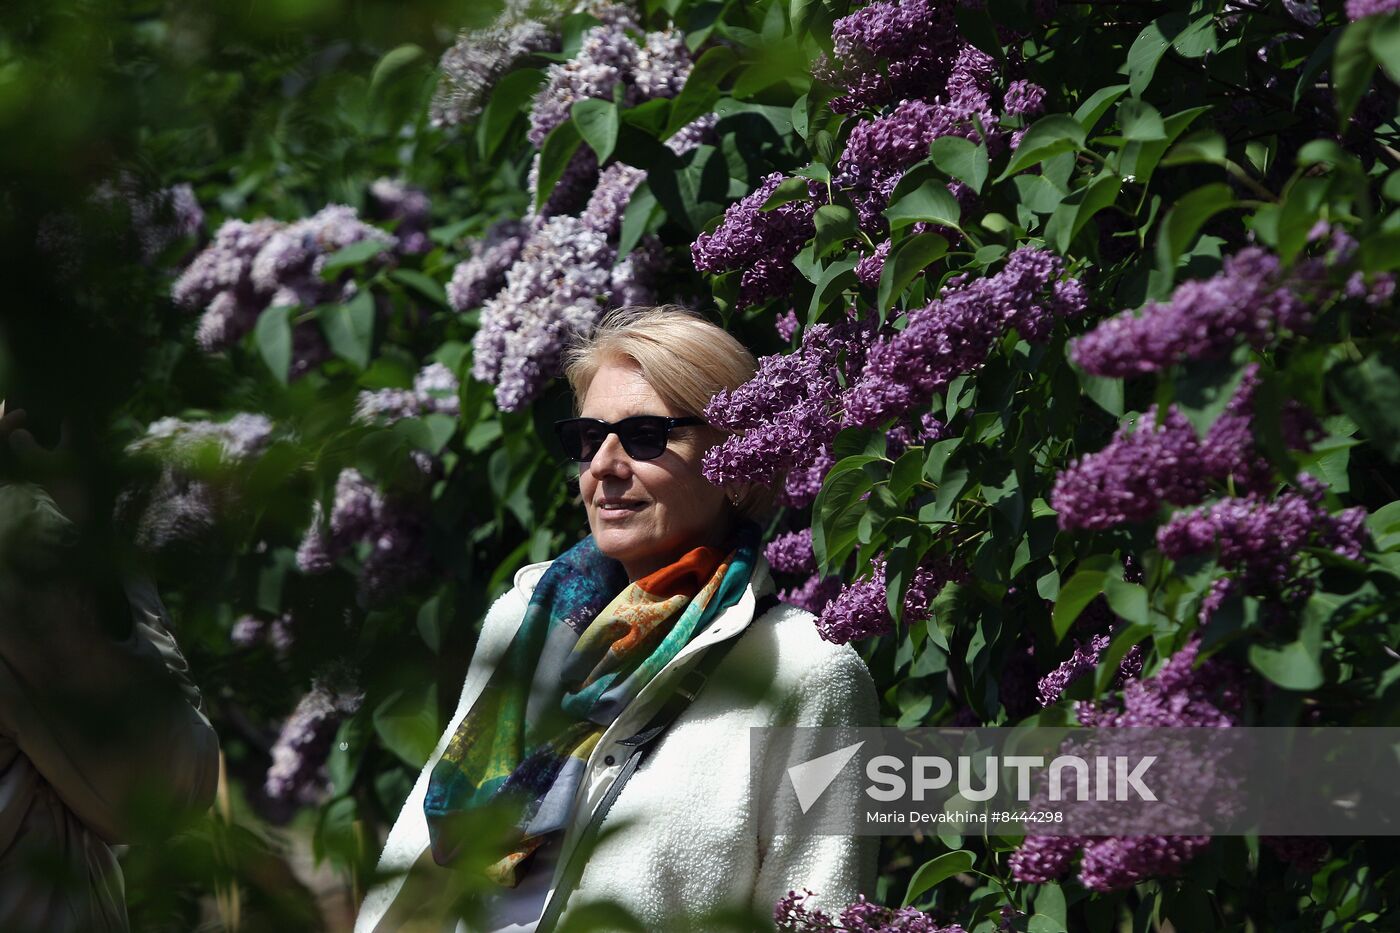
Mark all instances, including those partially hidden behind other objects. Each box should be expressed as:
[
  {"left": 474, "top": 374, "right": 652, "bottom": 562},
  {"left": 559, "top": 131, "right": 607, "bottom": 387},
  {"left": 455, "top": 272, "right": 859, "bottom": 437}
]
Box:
[
  {"left": 447, "top": 219, "right": 529, "bottom": 312},
  {"left": 844, "top": 248, "right": 1086, "bottom": 427},
  {"left": 124, "top": 414, "right": 274, "bottom": 551},
  {"left": 295, "top": 468, "right": 431, "bottom": 605},
  {"left": 91, "top": 173, "right": 204, "bottom": 262},
  {"left": 765, "top": 528, "right": 817, "bottom": 576},
  {"left": 1156, "top": 475, "right": 1368, "bottom": 594},
  {"left": 885, "top": 412, "right": 949, "bottom": 459},
  {"left": 1036, "top": 633, "right": 1145, "bottom": 707},
  {"left": 833, "top": 48, "right": 997, "bottom": 231},
  {"left": 702, "top": 315, "right": 874, "bottom": 506},
  {"left": 1201, "top": 364, "right": 1322, "bottom": 496},
  {"left": 231, "top": 612, "right": 294, "bottom": 660},
  {"left": 1050, "top": 406, "right": 1207, "bottom": 532},
  {"left": 265, "top": 670, "right": 364, "bottom": 805},
  {"left": 815, "top": 553, "right": 967, "bottom": 644},
  {"left": 367, "top": 178, "right": 433, "bottom": 255},
  {"left": 1069, "top": 248, "right": 1323, "bottom": 377},
  {"left": 1012, "top": 638, "right": 1246, "bottom": 891},
  {"left": 1002, "top": 80, "right": 1047, "bottom": 119},
  {"left": 812, "top": 0, "right": 961, "bottom": 113},
  {"left": 776, "top": 889, "right": 966, "bottom": 933},
  {"left": 1346, "top": 0, "right": 1400, "bottom": 20},
  {"left": 172, "top": 204, "right": 398, "bottom": 376},
  {"left": 691, "top": 173, "right": 820, "bottom": 309},
  {"left": 354, "top": 362, "right": 461, "bottom": 424},
  {"left": 429, "top": 2, "right": 557, "bottom": 127}
]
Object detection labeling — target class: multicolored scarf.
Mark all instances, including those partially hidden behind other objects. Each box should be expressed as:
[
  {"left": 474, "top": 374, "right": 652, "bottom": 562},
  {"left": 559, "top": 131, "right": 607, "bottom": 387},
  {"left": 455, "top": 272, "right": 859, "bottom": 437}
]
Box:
[{"left": 424, "top": 522, "right": 759, "bottom": 884}]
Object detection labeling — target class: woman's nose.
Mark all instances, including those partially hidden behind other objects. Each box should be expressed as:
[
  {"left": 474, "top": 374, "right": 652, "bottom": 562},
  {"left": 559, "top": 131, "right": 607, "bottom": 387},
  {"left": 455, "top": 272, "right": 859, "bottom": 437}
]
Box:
[{"left": 587, "top": 431, "right": 632, "bottom": 479}]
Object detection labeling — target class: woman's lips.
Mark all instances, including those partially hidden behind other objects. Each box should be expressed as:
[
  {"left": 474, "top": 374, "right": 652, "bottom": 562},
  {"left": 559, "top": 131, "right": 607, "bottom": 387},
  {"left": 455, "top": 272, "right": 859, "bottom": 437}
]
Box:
[{"left": 596, "top": 500, "right": 646, "bottom": 519}]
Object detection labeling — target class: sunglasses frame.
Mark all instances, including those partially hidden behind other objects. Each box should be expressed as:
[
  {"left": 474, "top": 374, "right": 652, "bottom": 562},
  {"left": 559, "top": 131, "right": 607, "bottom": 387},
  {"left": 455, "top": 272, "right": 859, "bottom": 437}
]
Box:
[{"left": 553, "top": 415, "right": 707, "bottom": 462}]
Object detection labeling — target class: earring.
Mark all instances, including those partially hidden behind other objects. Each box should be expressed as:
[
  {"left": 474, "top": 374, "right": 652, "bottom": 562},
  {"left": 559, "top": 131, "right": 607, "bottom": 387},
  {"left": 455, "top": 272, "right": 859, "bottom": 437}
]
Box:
[{"left": 727, "top": 487, "right": 742, "bottom": 509}]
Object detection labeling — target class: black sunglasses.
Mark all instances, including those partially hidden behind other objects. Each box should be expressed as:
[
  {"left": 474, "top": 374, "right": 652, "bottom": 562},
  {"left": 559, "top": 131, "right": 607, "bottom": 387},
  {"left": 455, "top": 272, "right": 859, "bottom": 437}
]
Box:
[{"left": 553, "top": 415, "right": 706, "bottom": 462}]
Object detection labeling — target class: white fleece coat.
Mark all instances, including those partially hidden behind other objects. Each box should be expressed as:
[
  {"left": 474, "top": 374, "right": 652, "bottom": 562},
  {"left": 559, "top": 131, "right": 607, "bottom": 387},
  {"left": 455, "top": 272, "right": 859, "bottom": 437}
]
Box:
[{"left": 356, "top": 555, "right": 879, "bottom": 933}]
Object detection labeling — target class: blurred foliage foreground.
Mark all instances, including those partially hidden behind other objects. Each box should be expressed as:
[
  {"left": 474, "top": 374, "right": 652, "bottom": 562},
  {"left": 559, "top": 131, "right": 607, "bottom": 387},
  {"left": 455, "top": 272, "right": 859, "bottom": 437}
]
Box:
[{"left": 5, "top": 0, "right": 1400, "bottom": 930}]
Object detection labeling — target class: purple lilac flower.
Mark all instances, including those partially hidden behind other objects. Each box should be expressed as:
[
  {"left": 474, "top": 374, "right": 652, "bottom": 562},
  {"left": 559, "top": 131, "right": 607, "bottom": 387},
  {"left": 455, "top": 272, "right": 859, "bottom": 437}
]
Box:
[
  {"left": 854, "top": 239, "right": 893, "bottom": 287},
  {"left": 1201, "top": 364, "right": 1322, "bottom": 495},
  {"left": 703, "top": 316, "right": 874, "bottom": 504},
  {"left": 1347, "top": 0, "right": 1400, "bottom": 20},
  {"left": 133, "top": 413, "right": 274, "bottom": 464},
  {"left": 691, "top": 173, "right": 818, "bottom": 309},
  {"left": 92, "top": 174, "right": 204, "bottom": 262},
  {"left": 1070, "top": 248, "right": 1323, "bottom": 377},
  {"left": 886, "top": 412, "right": 950, "bottom": 458},
  {"left": 131, "top": 468, "right": 219, "bottom": 551},
  {"left": 368, "top": 178, "right": 433, "bottom": 255},
  {"left": 1051, "top": 405, "right": 1208, "bottom": 532},
  {"left": 1002, "top": 80, "right": 1047, "bottom": 118},
  {"left": 815, "top": 554, "right": 966, "bottom": 644},
  {"left": 834, "top": 49, "right": 997, "bottom": 231},
  {"left": 1263, "top": 835, "right": 1329, "bottom": 872},
  {"left": 1157, "top": 475, "right": 1368, "bottom": 592},
  {"left": 775, "top": 309, "right": 801, "bottom": 341},
  {"left": 430, "top": 6, "right": 557, "bottom": 127},
  {"left": 354, "top": 363, "right": 461, "bottom": 424},
  {"left": 251, "top": 204, "right": 396, "bottom": 298},
  {"left": 447, "top": 219, "right": 529, "bottom": 312},
  {"left": 1036, "top": 634, "right": 1145, "bottom": 706},
  {"left": 844, "top": 248, "right": 1086, "bottom": 427},
  {"left": 1012, "top": 637, "right": 1246, "bottom": 891},
  {"left": 813, "top": 0, "right": 961, "bottom": 113},
  {"left": 231, "top": 613, "right": 294, "bottom": 660},
  {"left": 776, "top": 888, "right": 966, "bottom": 933},
  {"left": 265, "top": 672, "right": 365, "bottom": 805},
  {"left": 780, "top": 574, "right": 844, "bottom": 616},
  {"left": 765, "top": 528, "right": 817, "bottom": 576},
  {"left": 172, "top": 218, "right": 283, "bottom": 343}
]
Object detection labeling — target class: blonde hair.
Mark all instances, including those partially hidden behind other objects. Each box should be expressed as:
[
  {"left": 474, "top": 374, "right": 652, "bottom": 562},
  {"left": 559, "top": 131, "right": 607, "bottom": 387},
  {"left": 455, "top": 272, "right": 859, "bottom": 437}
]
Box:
[{"left": 564, "top": 305, "right": 774, "bottom": 520}]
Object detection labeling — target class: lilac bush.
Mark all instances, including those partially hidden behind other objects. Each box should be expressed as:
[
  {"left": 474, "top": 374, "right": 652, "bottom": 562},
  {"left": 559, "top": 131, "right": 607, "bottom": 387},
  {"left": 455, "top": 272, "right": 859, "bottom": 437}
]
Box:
[
  {"left": 776, "top": 888, "right": 967, "bottom": 933},
  {"left": 691, "top": 173, "right": 820, "bottom": 309},
  {"left": 265, "top": 671, "right": 365, "bottom": 806}
]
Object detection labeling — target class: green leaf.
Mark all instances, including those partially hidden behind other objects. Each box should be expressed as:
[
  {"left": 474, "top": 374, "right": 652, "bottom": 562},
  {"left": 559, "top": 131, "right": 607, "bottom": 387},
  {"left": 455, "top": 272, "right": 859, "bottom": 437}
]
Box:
[
  {"left": 760, "top": 175, "right": 812, "bottom": 211},
  {"left": 877, "top": 232, "right": 949, "bottom": 314},
  {"left": 999, "top": 115, "right": 1086, "bottom": 179},
  {"left": 1175, "top": 354, "right": 1250, "bottom": 434},
  {"left": 1161, "top": 130, "right": 1227, "bottom": 168},
  {"left": 902, "top": 850, "right": 975, "bottom": 907},
  {"left": 1074, "top": 84, "right": 1130, "bottom": 133},
  {"left": 535, "top": 120, "right": 583, "bottom": 213},
  {"left": 617, "top": 183, "right": 659, "bottom": 259},
  {"left": 321, "top": 238, "right": 391, "bottom": 276},
  {"left": 807, "top": 258, "right": 858, "bottom": 325},
  {"left": 928, "top": 136, "right": 989, "bottom": 194},
  {"left": 1079, "top": 371, "right": 1124, "bottom": 416},
  {"left": 1331, "top": 351, "right": 1400, "bottom": 462},
  {"left": 885, "top": 178, "right": 961, "bottom": 230},
  {"left": 665, "top": 46, "right": 739, "bottom": 138},
  {"left": 1104, "top": 575, "right": 1150, "bottom": 626},
  {"left": 1118, "top": 99, "right": 1166, "bottom": 141},
  {"left": 1155, "top": 183, "right": 1235, "bottom": 279},
  {"left": 1045, "top": 172, "right": 1121, "bottom": 254},
  {"left": 572, "top": 97, "right": 619, "bottom": 164},
  {"left": 620, "top": 97, "right": 672, "bottom": 136},
  {"left": 812, "top": 455, "right": 883, "bottom": 574},
  {"left": 319, "top": 291, "right": 374, "bottom": 369},
  {"left": 1370, "top": 12, "right": 1400, "bottom": 84},
  {"left": 1127, "top": 15, "right": 1186, "bottom": 96},
  {"left": 478, "top": 68, "right": 545, "bottom": 160},
  {"left": 255, "top": 305, "right": 293, "bottom": 384},
  {"left": 813, "top": 205, "right": 859, "bottom": 257},
  {"left": 369, "top": 44, "right": 425, "bottom": 99},
  {"left": 1171, "top": 15, "right": 1218, "bottom": 59},
  {"left": 391, "top": 269, "right": 448, "bottom": 307},
  {"left": 1334, "top": 17, "right": 1380, "bottom": 128},
  {"left": 1052, "top": 559, "right": 1115, "bottom": 642},
  {"left": 373, "top": 684, "right": 439, "bottom": 768},
  {"left": 1036, "top": 883, "right": 1068, "bottom": 927},
  {"left": 1248, "top": 613, "right": 1323, "bottom": 690}
]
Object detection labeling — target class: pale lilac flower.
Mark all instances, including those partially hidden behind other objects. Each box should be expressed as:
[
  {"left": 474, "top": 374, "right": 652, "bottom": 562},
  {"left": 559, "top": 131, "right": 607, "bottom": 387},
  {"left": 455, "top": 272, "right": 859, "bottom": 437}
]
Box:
[
  {"left": 368, "top": 178, "right": 433, "bottom": 255},
  {"left": 1347, "top": 0, "right": 1400, "bottom": 20},
  {"left": 92, "top": 174, "right": 204, "bottom": 262},
  {"left": 265, "top": 672, "right": 364, "bottom": 805},
  {"left": 447, "top": 219, "right": 529, "bottom": 312},
  {"left": 430, "top": 8, "right": 556, "bottom": 127}
]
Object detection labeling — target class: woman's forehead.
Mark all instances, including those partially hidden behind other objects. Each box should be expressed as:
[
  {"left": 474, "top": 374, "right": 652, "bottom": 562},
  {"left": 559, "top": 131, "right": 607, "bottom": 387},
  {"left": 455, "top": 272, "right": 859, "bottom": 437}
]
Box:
[{"left": 579, "top": 363, "right": 679, "bottom": 418}]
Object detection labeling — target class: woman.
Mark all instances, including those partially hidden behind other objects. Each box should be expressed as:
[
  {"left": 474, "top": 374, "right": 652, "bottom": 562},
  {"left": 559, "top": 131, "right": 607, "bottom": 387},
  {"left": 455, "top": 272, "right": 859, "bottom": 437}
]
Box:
[{"left": 357, "top": 307, "right": 877, "bottom": 932}]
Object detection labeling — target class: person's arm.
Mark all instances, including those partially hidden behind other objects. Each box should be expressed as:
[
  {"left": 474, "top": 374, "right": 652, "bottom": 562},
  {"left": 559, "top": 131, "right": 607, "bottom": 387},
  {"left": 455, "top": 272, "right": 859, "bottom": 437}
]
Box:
[
  {"left": 0, "top": 483, "right": 220, "bottom": 844},
  {"left": 751, "top": 644, "right": 881, "bottom": 919}
]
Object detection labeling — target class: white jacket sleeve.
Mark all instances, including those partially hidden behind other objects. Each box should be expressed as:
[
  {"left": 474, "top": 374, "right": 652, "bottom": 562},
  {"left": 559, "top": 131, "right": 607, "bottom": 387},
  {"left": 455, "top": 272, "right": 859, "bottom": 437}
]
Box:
[{"left": 751, "top": 644, "right": 880, "bottom": 920}]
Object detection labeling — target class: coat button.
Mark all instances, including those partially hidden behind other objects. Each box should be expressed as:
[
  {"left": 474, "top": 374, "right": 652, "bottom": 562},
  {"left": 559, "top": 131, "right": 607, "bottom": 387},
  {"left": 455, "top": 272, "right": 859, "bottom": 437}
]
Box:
[{"left": 604, "top": 755, "right": 615, "bottom": 766}]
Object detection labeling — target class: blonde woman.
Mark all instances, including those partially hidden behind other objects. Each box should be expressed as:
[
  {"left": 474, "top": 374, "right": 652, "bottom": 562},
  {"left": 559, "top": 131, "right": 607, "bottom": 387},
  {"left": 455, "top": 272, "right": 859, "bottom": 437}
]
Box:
[{"left": 357, "top": 307, "right": 877, "bottom": 932}]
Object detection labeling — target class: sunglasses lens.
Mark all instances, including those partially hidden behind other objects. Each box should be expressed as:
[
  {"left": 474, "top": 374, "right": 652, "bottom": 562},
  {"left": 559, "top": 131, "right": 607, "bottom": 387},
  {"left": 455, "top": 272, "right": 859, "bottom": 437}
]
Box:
[{"left": 621, "top": 419, "right": 669, "bottom": 460}]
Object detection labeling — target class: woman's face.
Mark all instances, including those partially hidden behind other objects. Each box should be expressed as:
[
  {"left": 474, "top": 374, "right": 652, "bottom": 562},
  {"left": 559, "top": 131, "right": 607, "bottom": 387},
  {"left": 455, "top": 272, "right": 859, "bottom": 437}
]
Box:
[{"left": 577, "top": 360, "right": 731, "bottom": 582}]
